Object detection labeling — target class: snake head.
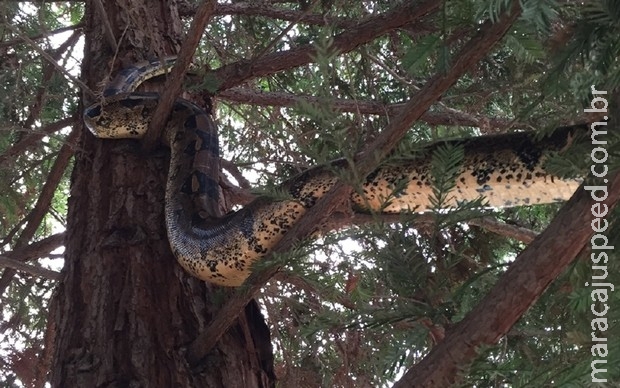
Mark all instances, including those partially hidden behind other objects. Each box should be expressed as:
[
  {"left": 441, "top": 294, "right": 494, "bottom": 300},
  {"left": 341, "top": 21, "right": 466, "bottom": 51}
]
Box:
[{"left": 84, "top": 96, "right": 154, "bottom": 139}]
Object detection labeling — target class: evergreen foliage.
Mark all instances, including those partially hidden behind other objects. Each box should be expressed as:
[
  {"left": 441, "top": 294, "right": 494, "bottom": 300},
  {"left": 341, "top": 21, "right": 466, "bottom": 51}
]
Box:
[{"left": 0, "top": 0, "right": 619, "bottom": 386}]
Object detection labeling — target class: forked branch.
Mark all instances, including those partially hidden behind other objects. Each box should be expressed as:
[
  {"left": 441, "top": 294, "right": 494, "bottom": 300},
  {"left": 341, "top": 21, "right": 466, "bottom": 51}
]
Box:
[{"left": 186, "top": 1, "right": 522, "bottom": 366}]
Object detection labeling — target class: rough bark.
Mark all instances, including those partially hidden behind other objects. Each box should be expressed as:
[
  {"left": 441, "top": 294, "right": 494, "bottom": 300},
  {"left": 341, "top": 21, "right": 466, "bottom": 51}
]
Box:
[{"left": 49, "top": 1, "right": 274, "bottom": 386}]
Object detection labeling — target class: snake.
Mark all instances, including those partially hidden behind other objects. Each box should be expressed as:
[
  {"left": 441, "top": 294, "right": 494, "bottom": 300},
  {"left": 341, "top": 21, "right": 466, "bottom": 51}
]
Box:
[{"left": 84, "top": 58, "right": 584, "bottom": 287}]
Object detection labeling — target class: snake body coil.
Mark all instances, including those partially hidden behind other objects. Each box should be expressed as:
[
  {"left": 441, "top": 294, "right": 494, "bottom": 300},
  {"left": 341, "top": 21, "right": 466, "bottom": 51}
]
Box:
[{"left": 84, "top": 59, "right": 583, "bottom": 287}]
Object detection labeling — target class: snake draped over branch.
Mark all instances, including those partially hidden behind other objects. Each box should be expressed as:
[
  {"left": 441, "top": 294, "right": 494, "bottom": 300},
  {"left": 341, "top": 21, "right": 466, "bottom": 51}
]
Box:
[{"left": 84, "top": 58, "right": 584, "bottom": 287}]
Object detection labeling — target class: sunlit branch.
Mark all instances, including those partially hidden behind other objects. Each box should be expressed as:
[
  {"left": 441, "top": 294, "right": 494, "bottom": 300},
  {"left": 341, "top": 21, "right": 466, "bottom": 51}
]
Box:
[
  {"left": 220, "top": 159, "right": 252, "bottom": 189},
  {"left": 3, "top": 232, "right": 65, "bottom": 262},
  {"left": 0, "top": 22, "right": 83, "bottom": 49},
  {"left": 0, "top": 255, "right": 60, "bottom": 280}
]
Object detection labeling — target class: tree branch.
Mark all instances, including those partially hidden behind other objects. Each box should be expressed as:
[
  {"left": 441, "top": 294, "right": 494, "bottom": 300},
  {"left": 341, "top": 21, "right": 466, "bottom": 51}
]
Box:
[
  {"left": 468, "top": 217, "right": 537, "bottom": 244},
  {"left": 187, "top": 182, "right": 354, "bottom": 365},
  {"left": 141, "top": 0, "right": 217, "bottom": 150},
  {"left": 218, "top": 87, "right": 519, "bottom": 130},
  {"left": 0, "top": 256, "right": 60, "bottom": 280},
  {"left": 210, "top": 0, "right": 441, "bottom": 92},
  {"left": 0, "top": 22, "right": 84, "bottom": 49},
  {"left": 0, "top": 116, "right": 76, "bottom": 168},
  {"left": 22, "top": 31, "right": 82, "bottom": 130},
  {"left": 1, "top": 232, "right": 65, "bottom": 263},
  {"left": 0, "top": 130, "right": 77, "bottom": 296},
  {"left": 355, "top": 2, "right": 522, "bottom": 173},
  {"left": 180, "top": 2, "right": 358, "bottom": 29},
  {"left": 3, "top": 24, "right": 93, "bottom": 98},
  {"left": 396, "top": 170, "right": 620, "bottom": 387},
  {"left": 186, "top": 0, "right": 519, "bottom": 365},
  {"left": 91, "top": 0, "right": 117, "bottom": 51}
]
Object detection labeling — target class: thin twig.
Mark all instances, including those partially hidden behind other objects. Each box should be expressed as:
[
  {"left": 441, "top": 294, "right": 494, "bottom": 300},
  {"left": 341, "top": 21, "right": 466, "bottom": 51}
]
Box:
[
  {"left": 4, "top": 24, "right": 95, "bottom": 98},
  {"left": 364, "top": 51, "right": 417, "bottom": 87},
  {"left": 252, "top": 0, "right": 320, "bottom": 60}
]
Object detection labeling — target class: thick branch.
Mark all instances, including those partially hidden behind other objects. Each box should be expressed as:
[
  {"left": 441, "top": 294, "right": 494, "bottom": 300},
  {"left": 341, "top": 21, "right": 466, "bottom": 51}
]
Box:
[
  {"left": 396, "top": 59, "right": 617, "bottom": 388},
  {"left": 186, "top": 1, "right": 520, "bottom": 365},
  {"left": 395, "top": 171, "right": 620, "bottom": 387},
  {"left": 468, "top": 217, "right": 537, "bottom": 244},
  {"left": 210, "top": 0, "right": 441, "bottom": 91},
  {"left": 91, "top": 0, "right": 117, "bottom": 50},
  {"left": 0, "top": 256, "right": 60, "bottom": 280},
  {"left": 142, "top": 0, "right": 217, "bottom": 149},
  {"left": 2, "top": 232, "right": 66, "bottom": 263}
]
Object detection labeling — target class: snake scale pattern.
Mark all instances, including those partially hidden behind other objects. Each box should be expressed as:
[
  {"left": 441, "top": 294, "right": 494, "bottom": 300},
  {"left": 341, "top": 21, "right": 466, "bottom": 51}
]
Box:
[{"left": 84, "top": 58, "right": 583, "bottom": 287}]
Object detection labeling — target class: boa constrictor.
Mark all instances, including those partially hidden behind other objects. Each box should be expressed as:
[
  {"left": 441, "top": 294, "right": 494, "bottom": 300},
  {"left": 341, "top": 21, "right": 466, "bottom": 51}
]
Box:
[{"left": 84, "top": 58, "right": 583, "bottom": 287}]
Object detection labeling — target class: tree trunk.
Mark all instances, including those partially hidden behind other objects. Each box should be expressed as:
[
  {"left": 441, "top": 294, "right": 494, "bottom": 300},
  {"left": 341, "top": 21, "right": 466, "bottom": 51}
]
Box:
[{"left": 50, "top": 1, "right": 275, "bottom": 386}]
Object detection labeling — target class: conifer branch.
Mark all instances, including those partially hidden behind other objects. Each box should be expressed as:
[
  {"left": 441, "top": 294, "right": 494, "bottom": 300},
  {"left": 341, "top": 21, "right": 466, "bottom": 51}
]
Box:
[
  {"left": 0, "top": 23, "right": 84, "bottom": 49},
  {"left": 186, "top": 0, "right": 520, "bottom": 366},
  {"left": 397, "top": 171, "right": 620, "bottom": 387},
  {"left": 3, "top": 24, "right": 93, "bottom": 97},
  {"left": 22, "top": 31, "right": 82, "bottom": 130},
  {"left": 0, "top": 116, "right": 76, "bottom": 168},
  {"left": 210, "top": 0, "right": 441, "bottom": 91},
  {"left": 0, "top": 256, "right": 60, "bottom": 280},
  {"left": 218, "top": 88, "right": 520, "bottom": 130},
  {"left": 468, "top": 217, "right": 537, "bottom": 244},
  {"left": 181, "top": 2, "right": 358, "bottom": 28},
  {"left": 0, "top": 130, "right": 77, "bottom": 296},
  {"left": 141, "top": 0, "right": 217, "bottom": 149}
]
